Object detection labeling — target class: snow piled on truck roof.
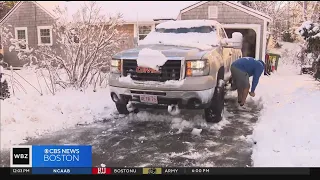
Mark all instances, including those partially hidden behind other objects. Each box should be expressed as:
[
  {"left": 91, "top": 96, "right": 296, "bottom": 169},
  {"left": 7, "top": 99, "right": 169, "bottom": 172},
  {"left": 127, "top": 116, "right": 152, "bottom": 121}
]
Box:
[
  {"left": 139, "top": 31, "right": 218, "bottom": 50},
  {"left": 156, "top": 20, "right": 219, "bottom": 29}
]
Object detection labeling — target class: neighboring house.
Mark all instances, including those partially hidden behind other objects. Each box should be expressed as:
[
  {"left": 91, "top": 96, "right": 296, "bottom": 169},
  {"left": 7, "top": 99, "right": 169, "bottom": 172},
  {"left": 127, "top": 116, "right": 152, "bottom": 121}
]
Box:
[
  {"left": 0, "top": 1, "right": 196, "bottom": 67},
  {"left": 177, "top": 1, "right": 273, "bottom": 61}
]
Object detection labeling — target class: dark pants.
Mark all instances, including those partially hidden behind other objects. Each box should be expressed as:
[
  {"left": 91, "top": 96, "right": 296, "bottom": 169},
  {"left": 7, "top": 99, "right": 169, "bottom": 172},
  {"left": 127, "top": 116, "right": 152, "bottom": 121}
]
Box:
[{"left": 230, "top": 65, "right": 250, "bottom": 91}]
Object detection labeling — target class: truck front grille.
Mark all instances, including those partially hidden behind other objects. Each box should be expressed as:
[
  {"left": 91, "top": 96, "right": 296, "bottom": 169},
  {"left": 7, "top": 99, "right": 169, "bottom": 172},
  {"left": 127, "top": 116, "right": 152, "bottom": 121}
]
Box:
[{"left": 122, "top": 60, "right": 181, "bottom": 82}]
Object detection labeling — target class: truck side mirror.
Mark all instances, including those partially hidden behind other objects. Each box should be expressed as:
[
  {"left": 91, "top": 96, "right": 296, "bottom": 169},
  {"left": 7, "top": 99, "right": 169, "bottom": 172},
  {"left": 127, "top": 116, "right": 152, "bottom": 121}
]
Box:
[
  {"left": 230, "top": 32, "right": 243, "bottom": 49},
  {"left": 221, "top": 32, "right": 243, "bottom": 49}
]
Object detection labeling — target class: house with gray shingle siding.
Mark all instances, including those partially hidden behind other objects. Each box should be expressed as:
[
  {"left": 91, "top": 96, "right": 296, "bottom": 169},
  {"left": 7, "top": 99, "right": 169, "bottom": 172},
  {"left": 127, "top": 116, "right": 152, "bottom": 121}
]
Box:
[
  {"left": 0, "top": 1, "right": 57, "bottom": 67},
  {"left": 0, "top": 1, "right": 196, "bottom": 68},
  {"left": 178, "top": 1, "right": 272, "bottom": 61}
]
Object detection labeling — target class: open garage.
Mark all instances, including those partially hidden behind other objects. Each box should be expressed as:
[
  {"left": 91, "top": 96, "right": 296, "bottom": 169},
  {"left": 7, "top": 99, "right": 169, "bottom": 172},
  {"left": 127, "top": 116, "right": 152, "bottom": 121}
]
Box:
[
  {"left": 223, "top": 24, "right": 260, "bottom": 59},
  {"left": 178, "top": 1, "right": 272, "bottom": 61}
]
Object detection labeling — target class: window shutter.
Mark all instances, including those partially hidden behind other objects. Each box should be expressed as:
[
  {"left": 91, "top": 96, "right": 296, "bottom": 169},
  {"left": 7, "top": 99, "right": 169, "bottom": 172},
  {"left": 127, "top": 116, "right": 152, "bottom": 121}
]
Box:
[{"left": 208, "top": 6, "right": 218, "bottom": 19}]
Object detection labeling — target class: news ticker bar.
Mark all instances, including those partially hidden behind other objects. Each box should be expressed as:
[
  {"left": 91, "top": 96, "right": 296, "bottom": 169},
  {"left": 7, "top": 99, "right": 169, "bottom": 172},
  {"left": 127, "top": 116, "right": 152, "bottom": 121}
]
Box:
[{"left": 7, "top": 167, "right": 320, "bottom": 175}]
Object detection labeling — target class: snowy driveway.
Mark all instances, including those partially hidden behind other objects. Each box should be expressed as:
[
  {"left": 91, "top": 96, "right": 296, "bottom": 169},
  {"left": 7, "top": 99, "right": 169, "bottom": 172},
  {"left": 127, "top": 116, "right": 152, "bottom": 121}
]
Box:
[{"left": 1, "top": 94, "right": 262, "bottom": 167}]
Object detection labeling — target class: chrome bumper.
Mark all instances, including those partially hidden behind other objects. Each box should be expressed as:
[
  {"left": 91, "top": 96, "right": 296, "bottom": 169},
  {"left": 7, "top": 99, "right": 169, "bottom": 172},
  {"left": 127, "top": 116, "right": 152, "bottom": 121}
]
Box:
[{"left": 109, "top": 86, "right": 215, "bottom": 106}]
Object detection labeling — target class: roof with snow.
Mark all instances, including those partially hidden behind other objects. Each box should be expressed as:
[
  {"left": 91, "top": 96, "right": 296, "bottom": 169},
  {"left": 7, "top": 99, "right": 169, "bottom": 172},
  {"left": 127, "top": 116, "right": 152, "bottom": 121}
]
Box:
[
  {"left": 156, "top": 20, "right": 219, "bottom": 29},
  {"left": 1, "top": 1, "right": 199, "bottom": 24},
  {"left": 180, "top": 1, "right": 272, "bottom": 22}
]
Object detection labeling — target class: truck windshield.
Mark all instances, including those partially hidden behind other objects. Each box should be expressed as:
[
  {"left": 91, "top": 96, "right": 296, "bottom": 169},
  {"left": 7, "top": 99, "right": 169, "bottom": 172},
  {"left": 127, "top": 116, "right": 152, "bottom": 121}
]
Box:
[
  {"left": 139, "top": 25, "right": 219, "bottom": 50},
  {"left": 155, "top": 26, "right": 216, "bottom": 34}
]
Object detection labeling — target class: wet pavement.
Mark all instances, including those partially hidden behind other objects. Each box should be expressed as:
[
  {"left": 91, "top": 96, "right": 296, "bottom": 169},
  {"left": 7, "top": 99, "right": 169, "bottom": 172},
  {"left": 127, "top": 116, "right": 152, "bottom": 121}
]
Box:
[{"left": 0, "top": 93, "right": 263, "bottom": 167}]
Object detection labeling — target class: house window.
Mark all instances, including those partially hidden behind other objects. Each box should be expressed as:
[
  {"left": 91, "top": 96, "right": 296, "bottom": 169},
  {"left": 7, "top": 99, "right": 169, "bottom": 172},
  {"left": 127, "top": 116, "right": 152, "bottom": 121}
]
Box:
[
  {"left": 138, "top": 25, "right": 152, "bottom": 40},
  {"left": 14, "top": 27, "right": 28, "bottom": 49},
  {"left": 37, "top": 26, "right": 53, "bottom": 46},
  {"left": 208, "top": 6, "right": 218, "bottom": 19}
]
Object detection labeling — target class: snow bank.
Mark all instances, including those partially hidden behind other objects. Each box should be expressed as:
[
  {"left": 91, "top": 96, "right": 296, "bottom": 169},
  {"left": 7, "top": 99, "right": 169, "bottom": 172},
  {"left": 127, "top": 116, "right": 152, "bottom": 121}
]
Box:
[
  {"left": 137, "top": 48, "right": 167, "bottom": 71},
  {"left": 251, "top": 42, "right": 320, "bottom": 166},
  {"left": 0, "top": 69, "right": 114, "bottom": 150},
  {"left": 156, "top": 20, "right": 218, "bottom": 29},
  {"left": 139, "top": 32, "right": 218, "bottom": 50}
]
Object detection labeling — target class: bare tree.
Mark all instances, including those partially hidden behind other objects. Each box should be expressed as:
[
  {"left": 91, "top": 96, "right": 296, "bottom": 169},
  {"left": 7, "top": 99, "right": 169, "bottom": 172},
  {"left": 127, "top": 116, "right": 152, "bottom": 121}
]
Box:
[
  {"left": 239, "top": 1, "right": 288, "bottom": 41},
  {"left": 1, "top": 1, "right": 129, "bottom": 91}
]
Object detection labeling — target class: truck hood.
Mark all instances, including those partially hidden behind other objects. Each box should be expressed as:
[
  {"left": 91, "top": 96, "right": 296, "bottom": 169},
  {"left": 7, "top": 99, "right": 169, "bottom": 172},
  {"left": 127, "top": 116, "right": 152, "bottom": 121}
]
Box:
[{"left": 113, "top": 44, "right": 214, "bottom": 60}]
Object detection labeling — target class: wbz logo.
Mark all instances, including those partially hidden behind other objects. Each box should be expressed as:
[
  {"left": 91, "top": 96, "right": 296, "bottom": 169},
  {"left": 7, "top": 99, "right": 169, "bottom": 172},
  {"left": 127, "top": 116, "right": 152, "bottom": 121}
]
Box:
[{"left": 10, "top": 145, "right": 32, "bottom": 167}]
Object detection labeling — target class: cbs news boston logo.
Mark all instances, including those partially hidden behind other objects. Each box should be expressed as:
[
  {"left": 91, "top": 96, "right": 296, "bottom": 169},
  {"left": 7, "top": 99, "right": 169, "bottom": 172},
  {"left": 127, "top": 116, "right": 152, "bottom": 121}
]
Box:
[{"left": 10, "top": 145, "right": 92, "bottom": 174}]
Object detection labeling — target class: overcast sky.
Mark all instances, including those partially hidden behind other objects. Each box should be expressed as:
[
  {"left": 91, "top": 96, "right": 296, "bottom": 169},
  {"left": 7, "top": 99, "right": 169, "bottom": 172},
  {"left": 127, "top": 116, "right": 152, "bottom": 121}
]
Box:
[{"left": 38, "top": 1, "right": 200, "bottom": 22}]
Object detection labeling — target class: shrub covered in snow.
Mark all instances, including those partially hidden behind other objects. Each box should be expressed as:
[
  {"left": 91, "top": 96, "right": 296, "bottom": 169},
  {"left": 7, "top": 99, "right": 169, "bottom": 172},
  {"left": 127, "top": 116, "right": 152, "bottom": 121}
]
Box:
[
  {"left": 0, "top": 66, "right": 10, "bottom": 100},
  {"left": 0, "top": 79, "right": 10, "bottom": 100},
  {"left": 297, "top": 21, "right": 320, "bottom": 79},
  {"left": 297, "top": 21, "right": 320, "bottom": 59}
]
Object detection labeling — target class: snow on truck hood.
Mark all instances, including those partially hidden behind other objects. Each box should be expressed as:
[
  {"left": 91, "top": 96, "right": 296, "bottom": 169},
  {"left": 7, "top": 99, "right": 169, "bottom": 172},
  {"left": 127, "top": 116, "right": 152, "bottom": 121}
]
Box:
[
  {"left": 113, "top": 44, "right": 210, "bottom": 60},
  {"left": 136, "top": 48, "right": 167, "bottom": 71}
]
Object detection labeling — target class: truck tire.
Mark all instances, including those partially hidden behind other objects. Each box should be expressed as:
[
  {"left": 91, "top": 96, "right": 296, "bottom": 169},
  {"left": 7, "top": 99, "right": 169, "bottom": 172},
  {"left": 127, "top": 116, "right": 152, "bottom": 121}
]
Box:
[
  {"left": 115, "top": 103, "right": 130, "bottom": 115},
  {"left": 204, "top": 84, "right": 225, "bottom": 123}
]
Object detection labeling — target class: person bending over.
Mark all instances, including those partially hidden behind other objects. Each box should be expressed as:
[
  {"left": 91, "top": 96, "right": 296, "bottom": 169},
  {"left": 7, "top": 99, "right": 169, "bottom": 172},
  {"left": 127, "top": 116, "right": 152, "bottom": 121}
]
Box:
[{"left": 230, "top": 57, "right": 265, "bottom": 106}]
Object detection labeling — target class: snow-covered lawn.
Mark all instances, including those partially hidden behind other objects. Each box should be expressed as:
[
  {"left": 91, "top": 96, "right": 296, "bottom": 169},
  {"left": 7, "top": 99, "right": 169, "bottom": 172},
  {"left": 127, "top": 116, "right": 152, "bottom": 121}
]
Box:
[
  {"left": 250, "top": 42, "right": 320, "bottom": 166},
  {"left": 0, "top": 69, "right": 114, "bottom": 150}
]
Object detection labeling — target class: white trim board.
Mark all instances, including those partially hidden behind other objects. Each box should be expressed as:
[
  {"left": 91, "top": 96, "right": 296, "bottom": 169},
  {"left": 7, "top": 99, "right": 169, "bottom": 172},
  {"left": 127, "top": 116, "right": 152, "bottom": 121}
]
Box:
[
  {"left": 221, "top": 24, "right": 261, "bottom": 60},
  {"left": 37, "top": 26, "right": 53, "bottom": 46},
  {"left": 180, "top": 1, "right": 272, "bottom": 22},
  {"left": 262, "top": 20, "right": 267, "bottom": 61}
]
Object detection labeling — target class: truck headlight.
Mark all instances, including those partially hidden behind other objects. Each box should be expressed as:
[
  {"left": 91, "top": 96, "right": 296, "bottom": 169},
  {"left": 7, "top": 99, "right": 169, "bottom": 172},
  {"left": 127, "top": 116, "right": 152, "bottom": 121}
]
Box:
[
  {"left": 111, "top": 59, "right": 121, "bottom": 74},
  {"left": 186, "top": 60, "right": 209, "bottom": 77}
]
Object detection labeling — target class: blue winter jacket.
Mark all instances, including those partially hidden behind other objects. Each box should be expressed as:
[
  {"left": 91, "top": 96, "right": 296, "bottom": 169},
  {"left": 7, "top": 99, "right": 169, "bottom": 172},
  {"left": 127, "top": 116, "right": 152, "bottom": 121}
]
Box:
[{"left": 232, "top": 57, "right": 264, "bottom": 93}]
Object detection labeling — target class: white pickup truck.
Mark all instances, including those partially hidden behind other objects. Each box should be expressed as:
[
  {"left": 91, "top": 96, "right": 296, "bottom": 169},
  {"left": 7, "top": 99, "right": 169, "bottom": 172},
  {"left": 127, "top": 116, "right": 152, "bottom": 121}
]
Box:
[{"left": 109, "top": 20, "right": 243, "bottom": 123}]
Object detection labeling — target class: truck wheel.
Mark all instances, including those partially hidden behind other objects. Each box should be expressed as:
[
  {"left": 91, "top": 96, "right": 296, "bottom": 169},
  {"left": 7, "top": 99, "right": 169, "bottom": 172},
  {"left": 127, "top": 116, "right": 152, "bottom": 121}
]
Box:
[
  {"left": 115, "top": 103, "right": 130, "bottom": 115},
  {"left": 204, "top": 85, "right": 225, "bottom": 123}
]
